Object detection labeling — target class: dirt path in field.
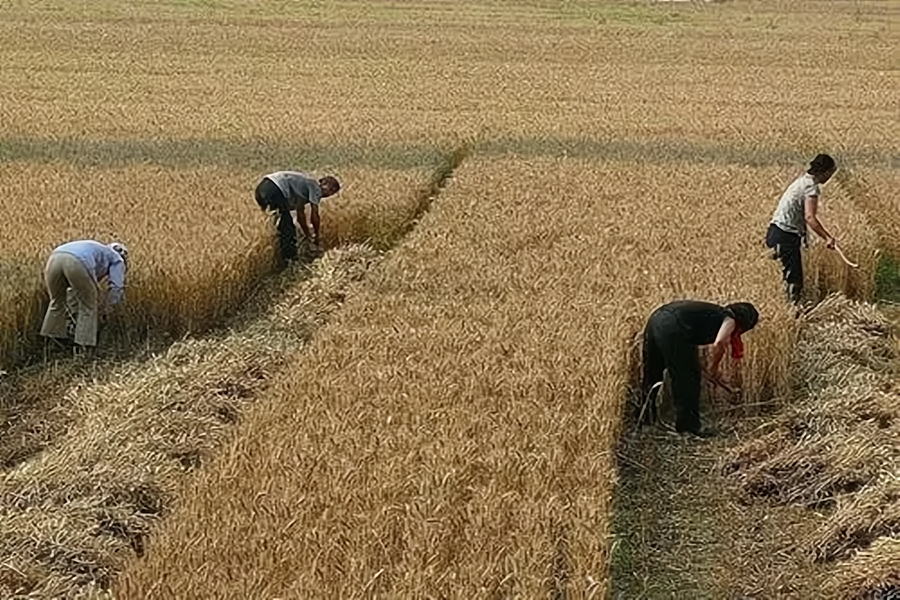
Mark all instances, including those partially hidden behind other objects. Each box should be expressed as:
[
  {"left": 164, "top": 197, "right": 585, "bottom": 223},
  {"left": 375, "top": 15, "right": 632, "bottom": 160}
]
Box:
[{"left": 611, "top": 409, "right": 829, "bottom": 600}]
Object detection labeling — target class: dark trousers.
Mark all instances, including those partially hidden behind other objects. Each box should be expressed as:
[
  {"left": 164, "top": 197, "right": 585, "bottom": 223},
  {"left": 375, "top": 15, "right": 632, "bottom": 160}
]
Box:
[
  {"left": 640, "top": 308, "right": 702, "bottom": 433},
  {"left": 255, "top": 178, "right": 298, "bottom": 264},
  {"left": 765, "top": 223, "right": 803, "bottom": 302}
]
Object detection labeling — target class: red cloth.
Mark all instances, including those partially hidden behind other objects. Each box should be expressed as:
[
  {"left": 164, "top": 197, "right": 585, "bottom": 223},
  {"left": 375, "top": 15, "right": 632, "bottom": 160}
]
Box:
[{"left": 730, "top": 329, "right": 745, "bottom": 360}]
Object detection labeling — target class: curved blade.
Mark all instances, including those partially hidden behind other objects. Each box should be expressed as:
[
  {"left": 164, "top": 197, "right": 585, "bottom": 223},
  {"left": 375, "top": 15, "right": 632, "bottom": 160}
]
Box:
[{"left": 834, "top": 244, "right": 859, "bottom": 268}]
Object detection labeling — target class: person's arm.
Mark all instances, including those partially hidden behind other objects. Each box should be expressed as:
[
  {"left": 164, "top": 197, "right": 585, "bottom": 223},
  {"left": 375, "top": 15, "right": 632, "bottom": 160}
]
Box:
[
  {"left": 804, "top": 195, "right": 836, "bottom": 249},
  {"left": 706, "top": 316, "right": 736, "bottom": 379},
  {"left": 310, "top": 204, "right": 321, "bottom": 243},
  {"left": 305, "top": 179, "right": 323, "bottom": 243},
  {"left": 103, "top": 260, "right": 126, "bottom": 317},
  {"left": 295, "top": 208, "right": 312, "bottom": 239}
]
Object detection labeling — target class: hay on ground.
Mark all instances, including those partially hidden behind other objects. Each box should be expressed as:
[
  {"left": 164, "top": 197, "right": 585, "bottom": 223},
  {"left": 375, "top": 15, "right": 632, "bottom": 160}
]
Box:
[
  {"left": 0, "top": 244, "right": 380, "bottom": 599},
  {"left": 723, "top": 292, "right": 900, "bottom": 591},
  {"left": 722, "top": 294, "right": 898, "bottom": 501},
  {"left": 826, "top": 537, "right": 900, "bottom": 600},
  {"left": 811, "top": 482, "right": 900, "bottom": 563}
]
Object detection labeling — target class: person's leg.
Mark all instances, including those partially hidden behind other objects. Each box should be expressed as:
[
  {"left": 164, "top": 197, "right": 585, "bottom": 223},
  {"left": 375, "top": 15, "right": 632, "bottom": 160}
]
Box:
[
  {"left": 661, "top": 336, "right": 703, "bottom": 434},
  {"left": 60, "top": 254, "right": 99, "bottom": 347},
  {"left": 276, "top": 209, "right": 299, "bottom": 262},
  {"left": 640, "top": 316, "right": 666, "bottom": 425},
  {"left": 40, "top": 253, "right": 72, "bottom": 340},
  {"left": 256, "top": 178, "right": 298, "bottom": 265},
  {"left": 766, "top": 224, "right": 803, "bottom": 303},
  {"left": 64, "top": 286, "right": 78, "bottom": 339},
  {"left": 783, "top": 240, "right": 804, "bottom": 303}
]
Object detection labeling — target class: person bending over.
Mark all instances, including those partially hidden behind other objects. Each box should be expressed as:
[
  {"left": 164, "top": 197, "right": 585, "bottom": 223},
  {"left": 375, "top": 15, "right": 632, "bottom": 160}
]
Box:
[
  {"left": 255, "top": 170, "right": 341, "bottom": 263},
  {"left": 40, "top": 239, "right": 129, "bottom": 350},
  {"left": 640, "top": 299, "right": 759, "bottom": 439}
]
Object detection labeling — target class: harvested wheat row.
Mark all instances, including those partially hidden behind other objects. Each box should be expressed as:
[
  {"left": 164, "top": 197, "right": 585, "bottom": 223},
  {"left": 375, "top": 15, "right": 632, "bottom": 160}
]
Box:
[
  {"left": 723, "top": 294, "right": 900, "bottom": 569},
  {"left": 811, "top": 480, "right": 900, "bottom": 564},
  {"left": 0, "top": 164, "right": 429, "bottom": 368},
  {"left": 827, "top": 536, "right": 900, "bottom": 600},
  {"left": 0, "top": 244, "right": 382, "bottom": 599}
]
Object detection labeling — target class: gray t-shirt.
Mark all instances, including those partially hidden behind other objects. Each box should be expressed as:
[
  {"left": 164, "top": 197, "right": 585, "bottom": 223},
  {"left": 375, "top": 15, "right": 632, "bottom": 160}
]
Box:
[
  {"left": 265, "top": 171, "right": 323, "bottom": 211},
  {"left": 770, "top": 173, "right": 821, "bottom": 236}
]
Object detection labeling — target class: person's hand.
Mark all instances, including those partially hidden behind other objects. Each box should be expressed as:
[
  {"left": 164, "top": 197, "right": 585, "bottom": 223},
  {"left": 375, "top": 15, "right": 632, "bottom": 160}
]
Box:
[{"left": 826, "top": 236, "right": 837, "bottom": 250}]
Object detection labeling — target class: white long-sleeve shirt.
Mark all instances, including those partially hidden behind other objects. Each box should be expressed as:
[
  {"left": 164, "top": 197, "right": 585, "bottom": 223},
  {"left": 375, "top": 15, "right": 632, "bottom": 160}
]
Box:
[{"left": 53, "top": 240, "right": 127, "bottom": 305}]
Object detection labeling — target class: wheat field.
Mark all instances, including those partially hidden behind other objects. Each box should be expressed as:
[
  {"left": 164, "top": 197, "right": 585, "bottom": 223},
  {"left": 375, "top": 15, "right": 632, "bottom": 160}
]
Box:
[
  {"left": 0, "top": 0, "right": 899, "bottom": 598},
  {"left": 110, "top": 151, "right": 877, "bottom": 598}
]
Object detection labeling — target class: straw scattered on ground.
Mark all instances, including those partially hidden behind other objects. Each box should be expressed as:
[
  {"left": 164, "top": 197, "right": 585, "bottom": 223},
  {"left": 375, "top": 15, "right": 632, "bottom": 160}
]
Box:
[
  {"left": 0, "top": 244, "right": 382, "bottom": 599},
  {"left": 722, "top": 293, "right": 900, "bottom": 599}
]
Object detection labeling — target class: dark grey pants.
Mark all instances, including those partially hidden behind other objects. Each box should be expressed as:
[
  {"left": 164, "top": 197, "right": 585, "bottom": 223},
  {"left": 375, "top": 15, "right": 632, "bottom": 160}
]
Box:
[
  {"left": 255, "top": 178, "right": 298, "bottom": 264},
  {"left": 765, "top": 223, "right": 803, "bottom": 302}
]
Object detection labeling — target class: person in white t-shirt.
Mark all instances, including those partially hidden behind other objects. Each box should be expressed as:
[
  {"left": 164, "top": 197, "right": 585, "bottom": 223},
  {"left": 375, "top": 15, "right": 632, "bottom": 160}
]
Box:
[{"left": 765, "top": 154, "right": 837, "bottom": 304}]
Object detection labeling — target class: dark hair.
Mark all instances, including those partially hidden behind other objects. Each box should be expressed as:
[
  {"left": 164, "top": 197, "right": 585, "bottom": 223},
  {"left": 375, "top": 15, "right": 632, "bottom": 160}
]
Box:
[
  {"left": 319, "top": 175, "right": 341, "bottom": 194},
  {"left": 808, "top": 154, "right": 836, "bottom": 175},
  {"left": 726, "top": 302, "right": 759, "bottom": 332}
]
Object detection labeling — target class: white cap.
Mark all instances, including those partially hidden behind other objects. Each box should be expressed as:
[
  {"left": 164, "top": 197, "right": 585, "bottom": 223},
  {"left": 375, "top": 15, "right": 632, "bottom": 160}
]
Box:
[{"left": 108, "top": 242, "right": 129, "bottom": 263}]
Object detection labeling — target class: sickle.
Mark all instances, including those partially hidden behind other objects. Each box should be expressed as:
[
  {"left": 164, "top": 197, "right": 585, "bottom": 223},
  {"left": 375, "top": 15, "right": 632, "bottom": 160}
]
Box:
[
  {"left": 703, "top": 373, "right": 738, "bottom": 395},
  {"left": 637, "top": 381, "right": 664, "bottom": 427},
  {"left": 834, "top": 243, "right": 859, "bottom": 268}
]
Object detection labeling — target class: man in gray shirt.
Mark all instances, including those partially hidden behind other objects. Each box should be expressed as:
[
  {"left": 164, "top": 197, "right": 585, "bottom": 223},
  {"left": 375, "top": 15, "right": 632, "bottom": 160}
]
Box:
[
  {"left": 254, "top": 171, "right": 341, "bottom": 263},
  {"left": 765, "top": 154, "right": 837, "bottom": 304}
]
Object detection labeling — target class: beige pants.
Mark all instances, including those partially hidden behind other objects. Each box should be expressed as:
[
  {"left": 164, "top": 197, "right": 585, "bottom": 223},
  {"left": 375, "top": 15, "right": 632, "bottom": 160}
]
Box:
[{"left": 40, "top": 252, "right": 99, "bottom": 347}]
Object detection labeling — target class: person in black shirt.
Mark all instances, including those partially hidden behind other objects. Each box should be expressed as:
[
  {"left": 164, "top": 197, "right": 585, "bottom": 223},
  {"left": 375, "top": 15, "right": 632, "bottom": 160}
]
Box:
[{"left": 639, "top": 300, "right": 759, "bottom": 438}]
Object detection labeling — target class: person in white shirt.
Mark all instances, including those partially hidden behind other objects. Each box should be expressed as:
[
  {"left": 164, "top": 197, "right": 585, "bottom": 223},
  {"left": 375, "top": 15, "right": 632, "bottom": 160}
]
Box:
[
  {"left": 254, "top": 171, "right": 341, "bottom": 264},
  {"left": 765, "top": 154, "right": 837, "bottom": 303},
  {"left": 40, "top": 239, "right": 129, "bottom": 348}
]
